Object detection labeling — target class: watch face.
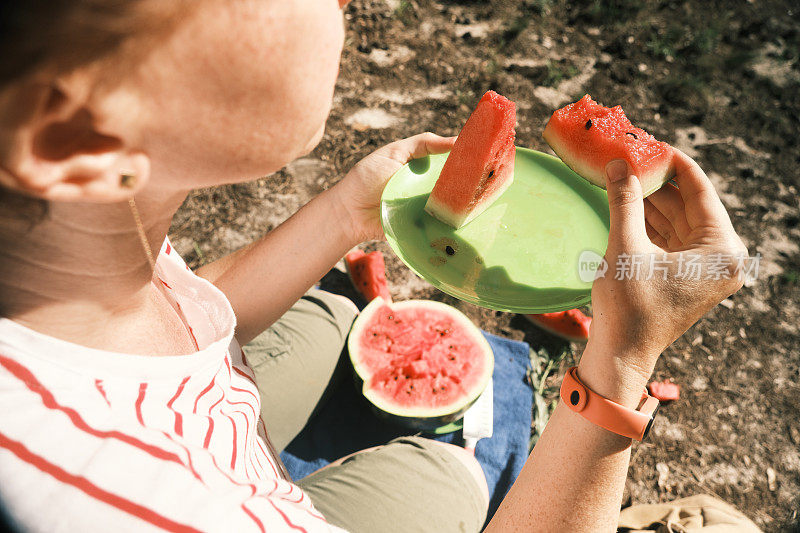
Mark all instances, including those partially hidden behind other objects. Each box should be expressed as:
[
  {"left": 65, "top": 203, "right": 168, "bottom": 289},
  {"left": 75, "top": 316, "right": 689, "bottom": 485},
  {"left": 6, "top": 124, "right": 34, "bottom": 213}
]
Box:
[{"left": 642, "top": 403, "right": 660, "bottom": 440}]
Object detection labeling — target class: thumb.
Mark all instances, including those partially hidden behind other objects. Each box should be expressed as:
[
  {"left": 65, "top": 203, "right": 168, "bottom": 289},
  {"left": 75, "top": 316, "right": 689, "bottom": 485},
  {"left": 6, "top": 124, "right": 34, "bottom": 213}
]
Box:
[{"left": 605, "top": 159, "right": 648, "bottom": 250}]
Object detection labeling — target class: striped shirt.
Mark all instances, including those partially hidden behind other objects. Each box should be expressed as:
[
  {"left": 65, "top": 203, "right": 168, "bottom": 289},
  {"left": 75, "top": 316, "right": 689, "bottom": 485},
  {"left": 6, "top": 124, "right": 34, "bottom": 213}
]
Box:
[{"left": 0, "top": 240, "right": 344, "bottom": 532}]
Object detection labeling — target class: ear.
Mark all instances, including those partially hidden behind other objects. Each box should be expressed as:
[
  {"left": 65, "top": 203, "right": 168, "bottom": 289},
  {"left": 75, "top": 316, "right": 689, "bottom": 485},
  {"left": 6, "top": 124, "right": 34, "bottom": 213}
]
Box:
[{"left": 0, "top": 79, "right": 150, "bottom": 203}]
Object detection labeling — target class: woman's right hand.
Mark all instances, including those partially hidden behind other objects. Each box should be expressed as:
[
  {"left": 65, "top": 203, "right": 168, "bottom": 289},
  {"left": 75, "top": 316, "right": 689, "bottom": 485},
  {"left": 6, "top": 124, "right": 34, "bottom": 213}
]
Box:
[{"left": 582, "top": 150, "right": 748, "bottom": 402}]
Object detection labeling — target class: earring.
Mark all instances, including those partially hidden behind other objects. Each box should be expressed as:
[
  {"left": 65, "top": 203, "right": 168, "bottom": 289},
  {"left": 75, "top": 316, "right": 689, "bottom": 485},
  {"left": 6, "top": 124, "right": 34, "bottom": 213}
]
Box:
[{"left": 120, "top": 173, "right": 137, "bottom": 189}]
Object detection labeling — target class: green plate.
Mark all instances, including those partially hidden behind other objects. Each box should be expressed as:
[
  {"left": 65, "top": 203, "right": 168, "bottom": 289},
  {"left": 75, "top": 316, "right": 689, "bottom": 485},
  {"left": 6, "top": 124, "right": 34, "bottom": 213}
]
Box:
[{"left": 380, "top": 148, "right": 610, "bottom": 313}]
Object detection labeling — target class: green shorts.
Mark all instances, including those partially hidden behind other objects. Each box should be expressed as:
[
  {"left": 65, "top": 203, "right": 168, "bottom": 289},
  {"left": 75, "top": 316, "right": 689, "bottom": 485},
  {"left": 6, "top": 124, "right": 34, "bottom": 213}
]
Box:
[{"left": 243, "top": 289, "right": 488, "bottom": 533}]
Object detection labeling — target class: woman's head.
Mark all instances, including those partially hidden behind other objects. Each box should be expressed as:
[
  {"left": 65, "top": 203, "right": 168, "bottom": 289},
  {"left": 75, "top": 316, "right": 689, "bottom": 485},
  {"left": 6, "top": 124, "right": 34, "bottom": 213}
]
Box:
[{"left": 0, "top": 0, "right": 346, "bottom": 205}]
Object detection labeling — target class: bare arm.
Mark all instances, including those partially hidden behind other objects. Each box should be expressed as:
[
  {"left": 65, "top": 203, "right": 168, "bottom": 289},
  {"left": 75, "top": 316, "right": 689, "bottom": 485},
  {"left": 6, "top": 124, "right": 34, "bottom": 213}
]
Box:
[
  {"left": 197, "top": 133, "right": 455, "bottom": 345},
  {"left": 198, "top": 188, "right": 357, "bottom": 345},
  {"left": 488, "top": 151, "right": 748, "bottom": 531}
]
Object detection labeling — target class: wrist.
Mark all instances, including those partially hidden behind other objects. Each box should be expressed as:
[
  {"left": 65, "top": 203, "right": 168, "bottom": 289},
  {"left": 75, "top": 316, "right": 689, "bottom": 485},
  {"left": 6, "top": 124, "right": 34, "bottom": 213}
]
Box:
[
  {"left": 319, "top": 185, "right": 364, "bottom": 248},
  {"left": 576, "top": 341, "right": 659, "bottom": 408}
]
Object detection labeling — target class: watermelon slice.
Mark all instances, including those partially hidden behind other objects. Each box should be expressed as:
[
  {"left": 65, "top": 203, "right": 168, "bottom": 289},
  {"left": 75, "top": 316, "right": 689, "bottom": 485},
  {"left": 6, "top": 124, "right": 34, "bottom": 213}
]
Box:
[
  {"left": 648, "top": 380, "right": 680, "bottom": 402},
  {"left": 345, "top": 249, "right": 392, "bottom": 303},
  {"left": 348, "top": 298, "right": 494, "bottom": 430},
  {"left": 543, "top": 95, "right": 675, "bottom": 197},
  {"left": 425, "top": 90, "right": 516, "bottom": 229},
  {"left": 524, "top": 309, "right": 591, "bottom": 343}
]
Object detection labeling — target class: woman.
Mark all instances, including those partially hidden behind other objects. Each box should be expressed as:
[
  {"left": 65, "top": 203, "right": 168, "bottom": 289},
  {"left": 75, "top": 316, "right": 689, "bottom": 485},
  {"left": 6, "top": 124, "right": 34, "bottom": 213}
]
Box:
[{"left": 0, "top": 1, "right": 747, "bottom": 531}]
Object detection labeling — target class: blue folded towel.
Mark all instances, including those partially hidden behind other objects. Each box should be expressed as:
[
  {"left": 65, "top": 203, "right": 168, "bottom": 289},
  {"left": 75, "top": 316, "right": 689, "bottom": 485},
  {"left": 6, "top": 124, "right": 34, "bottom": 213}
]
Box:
[{"left": 280, "top": 331, "right": 532, "bottom": 523}]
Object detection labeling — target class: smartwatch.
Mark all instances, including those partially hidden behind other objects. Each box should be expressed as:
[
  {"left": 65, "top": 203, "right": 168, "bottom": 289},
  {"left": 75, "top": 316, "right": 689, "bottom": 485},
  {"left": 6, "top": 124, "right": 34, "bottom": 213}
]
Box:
[{"left": 560, "top": 367, "right": 659, "bottom": 441}]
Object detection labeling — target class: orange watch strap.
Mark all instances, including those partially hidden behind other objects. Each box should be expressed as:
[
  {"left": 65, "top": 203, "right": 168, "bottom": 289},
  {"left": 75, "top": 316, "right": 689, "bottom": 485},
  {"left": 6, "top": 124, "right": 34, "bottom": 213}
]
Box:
[{"left": 560, "top": 367, "right": 659, "bottom": 441}]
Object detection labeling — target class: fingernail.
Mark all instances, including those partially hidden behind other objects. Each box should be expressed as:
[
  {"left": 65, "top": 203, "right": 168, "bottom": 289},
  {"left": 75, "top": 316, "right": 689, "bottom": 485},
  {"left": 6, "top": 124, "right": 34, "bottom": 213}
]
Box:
[{"left": 605, "top": 159, "right": 628, "bottom": 183}]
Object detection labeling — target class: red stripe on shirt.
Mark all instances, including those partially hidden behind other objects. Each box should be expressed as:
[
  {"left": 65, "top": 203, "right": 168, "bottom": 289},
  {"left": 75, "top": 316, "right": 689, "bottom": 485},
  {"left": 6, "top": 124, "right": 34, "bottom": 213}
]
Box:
[
  {"left": 0, "top": 431, "right": 201, "bottom": 533},
  {"left": 222, "top": 404, "right": 238, "bottom": 471},
  {"left": 0, "top": 356, "right": 200, "bottom": 481},
  {"left": 232, "top": 365, "right": 257, "bottom": 388},
  {"left": 242, "top": 503, "right": 266, "bottom": 533},
  {"left": 255, "top": 437, "right": 279, "bottom": 479},
  {"left": 167, "top": 377, "right": 190, "bottom": 437},
  {"left": 205, "top": 444, "right": 314, "bottom": 532},
  {"left": 135, "top": 383, "right": 147, "bottom": 425},
  {"left": 267, "top": 499, "right": 309, "bottom": 533},
  {"left": 204, "top": 387, "right": 224, "bottom": 449},
  {"left": 193, "top": 377, "right": 215, "bottom": 415},
  {"left": 94, "top": 379, "right": 110, "bottom": 407}
]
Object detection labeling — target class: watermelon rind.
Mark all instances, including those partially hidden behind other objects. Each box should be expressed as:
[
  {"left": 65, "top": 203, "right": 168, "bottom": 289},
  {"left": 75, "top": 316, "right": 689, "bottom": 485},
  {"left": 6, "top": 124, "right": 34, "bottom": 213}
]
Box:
[
  {"left": 348, "top": 298, "right": 494, "bottom": 428},
  {"left": 424, "top": 175, "right": 513, "bottom": 229}
]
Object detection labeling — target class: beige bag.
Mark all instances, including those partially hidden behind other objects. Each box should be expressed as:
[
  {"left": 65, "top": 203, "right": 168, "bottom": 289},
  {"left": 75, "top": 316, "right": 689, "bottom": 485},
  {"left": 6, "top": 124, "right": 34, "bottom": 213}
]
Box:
[{"left": 618, "top": 494, "right": 762, "bottom": 533}]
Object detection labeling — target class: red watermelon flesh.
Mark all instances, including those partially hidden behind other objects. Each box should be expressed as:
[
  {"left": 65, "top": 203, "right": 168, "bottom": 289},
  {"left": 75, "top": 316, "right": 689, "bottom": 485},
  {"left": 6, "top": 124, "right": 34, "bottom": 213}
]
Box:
[
  {"left": 348, "top": 299, "right": 494, "bottom": 426},
  {"left": 543, "top": 95, "right": 674, "bottom": 197},
  {"left": 648, "top": 380, "right": 680, "bottom": 402},
  {"left": 345, "top": 249, "right": 392, "bottom": 303},
  {"left": 524, "top": 309, "right": 591, "bottom": 343},
  {"left": 425, "top": 90, "right": 516, "bottom": 229}
]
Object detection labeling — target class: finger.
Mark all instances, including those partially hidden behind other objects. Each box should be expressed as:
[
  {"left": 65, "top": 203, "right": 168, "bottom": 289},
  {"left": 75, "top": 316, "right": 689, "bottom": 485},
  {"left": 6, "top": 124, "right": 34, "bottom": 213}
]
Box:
[
  {"left": 380, "top": 132, "right": 457, "bottom": 163},
  {"left": 645, "top": 219, "right": 668, "bottom": 249},
  {"left": 671, "top": 149, "right": 732, "bottom": 229},
  {"left": 644, "top": 198, "right": 682, "bottom": 249},
  {"left": 604, "top": 159, "right": 649, "bottom": 250},
  {"left": 646, "top": 183, "right": 691, "bottom": 240}
]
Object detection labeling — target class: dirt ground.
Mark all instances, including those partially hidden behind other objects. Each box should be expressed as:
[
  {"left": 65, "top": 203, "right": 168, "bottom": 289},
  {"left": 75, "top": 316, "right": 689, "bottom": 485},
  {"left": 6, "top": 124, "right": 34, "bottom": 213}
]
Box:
[{"left": 170, "top": 1, "right": 800, "bottom": 530}]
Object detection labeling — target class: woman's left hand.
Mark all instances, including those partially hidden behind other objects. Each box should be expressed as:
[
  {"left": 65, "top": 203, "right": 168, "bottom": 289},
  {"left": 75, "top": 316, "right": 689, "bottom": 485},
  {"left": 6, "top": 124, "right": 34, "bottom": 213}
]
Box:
[{"left": 330, "top": 132, "right": 456, "bottom": 243}]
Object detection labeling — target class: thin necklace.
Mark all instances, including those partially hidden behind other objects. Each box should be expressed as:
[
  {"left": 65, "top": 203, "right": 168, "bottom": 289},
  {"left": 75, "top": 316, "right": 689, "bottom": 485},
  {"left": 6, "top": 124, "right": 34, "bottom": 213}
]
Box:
[{"left": 128, "top": 197, "right": 156, "bottom": 270}]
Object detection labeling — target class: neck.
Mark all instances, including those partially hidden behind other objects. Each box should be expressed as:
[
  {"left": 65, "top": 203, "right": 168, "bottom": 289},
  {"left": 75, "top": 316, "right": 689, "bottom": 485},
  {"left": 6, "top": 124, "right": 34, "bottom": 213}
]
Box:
[{"left": 1, "top": 188, "right": 189, "bottom": 352}]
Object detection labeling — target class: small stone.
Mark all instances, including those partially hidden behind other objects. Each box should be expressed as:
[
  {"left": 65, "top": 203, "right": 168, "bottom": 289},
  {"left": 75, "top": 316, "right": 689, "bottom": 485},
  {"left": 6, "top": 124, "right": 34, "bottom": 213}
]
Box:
[
  {"left": 692, "top": 335, "right": 703, "bottom": 346},
  {"left": 638, "top": 63, "right": 648, "bottom": 72},
  {"left": 626, "top": 35, "right": 635, "bottom": 44},
  {"left": 767, "top": 467, "right": 777, "bottom": 491},
  {"left": 789, "top": 426, "right": 800, "bottom": 445},
  {"left": 739, "top": 327, "right": 747, "bottom": 338},
  {"left": 656, "top": 462, "right": 669, "bottom": 490},
  {"left": 720, "top": 298, "right": 735, "bottom": 309},
  {"left": 744, "top": 456, "right": 751, "bottom": 466}
]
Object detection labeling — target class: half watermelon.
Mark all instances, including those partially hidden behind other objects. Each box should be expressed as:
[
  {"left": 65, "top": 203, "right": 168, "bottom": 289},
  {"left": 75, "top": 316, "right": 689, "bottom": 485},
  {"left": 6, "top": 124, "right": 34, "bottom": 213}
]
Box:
[
  {"left": 543, "top": 95, "right": 674, "bottom": 197},
  {"left": 425, "top": 90, "right": 516, "bottom": 229},
  {"left": 348, "top": 298, "right": 494, "bottom": 430}
]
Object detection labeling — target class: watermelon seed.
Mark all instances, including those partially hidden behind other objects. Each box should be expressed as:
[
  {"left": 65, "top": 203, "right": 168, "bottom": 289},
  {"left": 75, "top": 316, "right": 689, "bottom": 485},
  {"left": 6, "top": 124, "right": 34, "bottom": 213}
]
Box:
[
  {"left": 445, "top": 246, "right": 455, "bottom": 256},
  {"left": 487, "top": 170, "right": 494, "bottom": 179},
  {"left": 585, "top": 120, "right": 592, "bottom": 130},
  {"left": 626, "top": 132, "right": 638, "bottom": 139}
]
